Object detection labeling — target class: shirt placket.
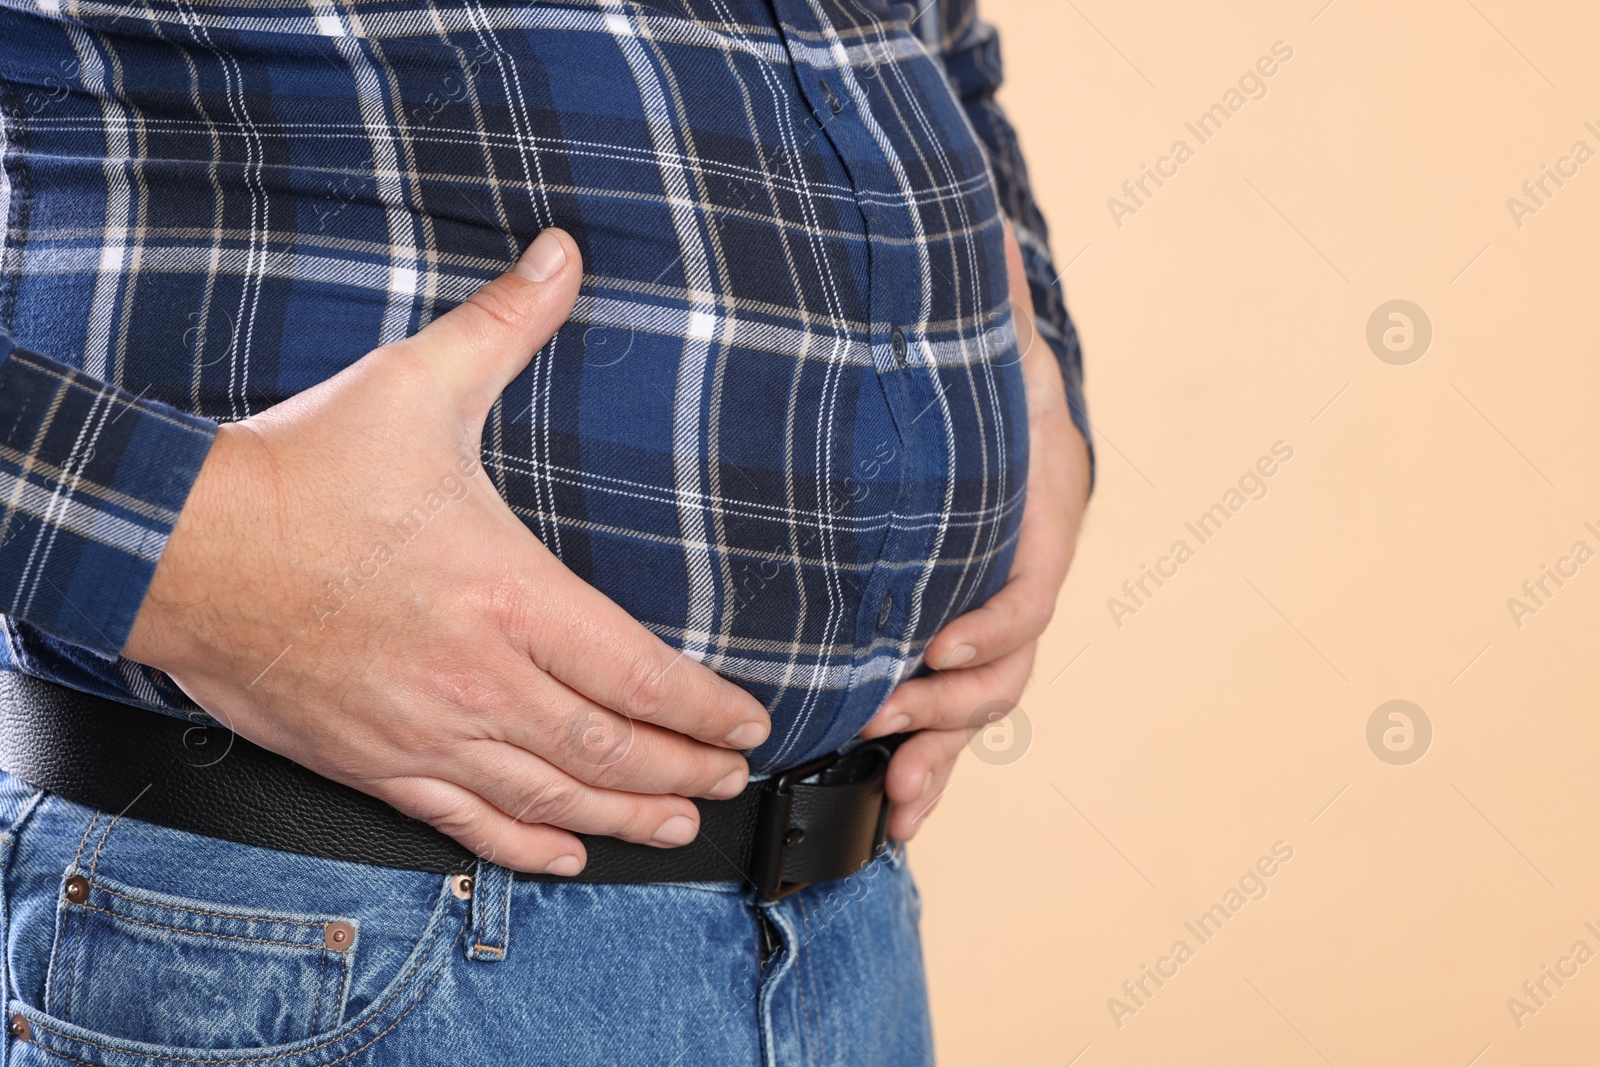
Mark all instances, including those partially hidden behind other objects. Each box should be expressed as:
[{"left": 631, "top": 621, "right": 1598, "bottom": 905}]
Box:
[{"left": 764, "top": 0, "right": 952, "bottom": 690}]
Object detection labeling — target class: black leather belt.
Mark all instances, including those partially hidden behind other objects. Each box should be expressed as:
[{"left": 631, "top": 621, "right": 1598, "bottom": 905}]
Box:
[{"left": 0, "top": 670, "right": 904, "bottom": 901}]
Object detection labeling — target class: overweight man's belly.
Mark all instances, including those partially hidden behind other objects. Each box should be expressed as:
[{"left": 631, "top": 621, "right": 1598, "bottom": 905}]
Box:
[{"left": 0, "top": 0, "right": 1027, "bottom": 770}]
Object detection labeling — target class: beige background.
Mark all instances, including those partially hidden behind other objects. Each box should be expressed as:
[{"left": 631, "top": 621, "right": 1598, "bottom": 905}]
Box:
[{"left": 913, "top": 1, "right": 1600, "bottom": 1064}]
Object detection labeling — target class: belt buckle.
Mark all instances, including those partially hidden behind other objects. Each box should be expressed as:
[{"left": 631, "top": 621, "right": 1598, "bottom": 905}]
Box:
[{"left": 750, "top": 741, "right": 894, "bottom": 903}]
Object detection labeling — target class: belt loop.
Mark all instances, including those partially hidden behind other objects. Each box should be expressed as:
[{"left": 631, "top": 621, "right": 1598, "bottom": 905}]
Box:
[{"left": 464, "top": 857, "right": 516, "bottom": 963}]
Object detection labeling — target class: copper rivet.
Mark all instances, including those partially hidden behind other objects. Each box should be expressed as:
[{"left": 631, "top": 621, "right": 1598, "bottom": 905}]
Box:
[
  {"left": 450, "top": 873, "right": 474, "bottom": 900},
  {"left": 63, "top": 874, "right": 89, "bottom": 904},
  {"left": 323, "top": 920, "right": 355, "bottom": 952},
  {"left": 10, "top": 1013, "right": 29, "bottom": 1041}
]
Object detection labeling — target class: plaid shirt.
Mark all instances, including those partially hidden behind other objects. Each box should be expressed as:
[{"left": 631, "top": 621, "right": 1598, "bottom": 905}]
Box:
[{"left": 0, "top": 0, "right": 1088, "bottom": 771}]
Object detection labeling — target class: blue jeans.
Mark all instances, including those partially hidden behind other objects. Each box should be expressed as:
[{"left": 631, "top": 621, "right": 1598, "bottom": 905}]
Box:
[{"left": 0, "top": 770, "right": 933, "bottom": 1065}]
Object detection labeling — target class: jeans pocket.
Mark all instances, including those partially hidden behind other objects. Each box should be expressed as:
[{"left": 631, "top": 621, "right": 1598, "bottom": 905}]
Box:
[
  {"left": 1, "top": 774, "right": 469, "bottom": 1066},
  {"left": 43, "top": 870, "right": 354, "bottom": 1049}
]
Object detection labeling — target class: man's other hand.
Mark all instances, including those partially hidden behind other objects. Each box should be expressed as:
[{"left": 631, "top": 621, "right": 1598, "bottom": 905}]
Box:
[{"left": 860, "top": 221, "right": 1091, "bottom": 842}]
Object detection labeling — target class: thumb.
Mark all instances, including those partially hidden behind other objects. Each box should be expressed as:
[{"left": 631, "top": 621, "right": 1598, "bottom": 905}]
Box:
[{"left": 405, "top": 227, "right": 583, "bottom": 418}]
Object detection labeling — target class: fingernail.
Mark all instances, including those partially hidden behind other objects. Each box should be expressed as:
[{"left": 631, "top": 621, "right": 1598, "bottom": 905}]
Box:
[
  {"left": 881, "top": 714, "right": 911, "bottom": 735},
  {"left": 709, "top": 767, "right": 748, "bottom": 799},
  {"left": 939, "top": 644, "right": 977, "bottom": 669},
  {"left": 919, "top": 771, "right": 934, "bottom": 797},
  {"left": 724, "top": 721, "right": 769, "bottom": 749},
  {"left": 516, "top": 230, "right": 566, "bottom": 282},
  {"left": 542, "top": 854, "right": 582, "bottom": 876},
  {"left": 652, "top": 815, "right": 698, "bottom": 846}
]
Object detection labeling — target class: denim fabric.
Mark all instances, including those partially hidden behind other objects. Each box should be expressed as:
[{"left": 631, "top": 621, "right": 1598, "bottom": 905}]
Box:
[{"left": 0, "top": 770, "right": 932, "bottom": 1065}]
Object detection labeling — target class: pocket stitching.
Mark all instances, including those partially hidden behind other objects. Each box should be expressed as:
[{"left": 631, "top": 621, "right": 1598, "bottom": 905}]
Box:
[
  {"left": 89, "top": 881, "right": 337, "bottom": 929},
  {"left": 64, "top": 900, "right": 329, "bottom": 950},
  {"left": 83, "top": 806, "right": 127, "bottom": 881},
  {"left": 307, "top": 943, "right": 354, "bottom": 1044},
  {"left": 308, "top": 952, "right": 327, "bottom": 1040},
  {"left": 20, "top": 885, "right": 468, "bottom": 1065},
  {"left": 48, "top": 806, "right": 104, "bottom": 1023},
  {"left": 48, "top": 878, "right": 348, "bottom": 1048}
]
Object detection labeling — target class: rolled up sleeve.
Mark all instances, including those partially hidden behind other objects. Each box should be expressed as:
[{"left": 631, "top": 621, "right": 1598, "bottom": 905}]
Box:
[{"left": 0, "top": 330, "right": 216, "bottom": 656}]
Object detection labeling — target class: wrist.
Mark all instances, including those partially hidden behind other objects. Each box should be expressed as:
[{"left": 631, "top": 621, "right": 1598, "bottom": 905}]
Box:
[{"left": 121, "top": 421, "right": 251, "bottom": 672}]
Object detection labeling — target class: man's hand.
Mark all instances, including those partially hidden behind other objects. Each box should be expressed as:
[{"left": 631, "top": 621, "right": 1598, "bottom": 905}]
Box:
[
  {"left": 123, "top": 230, "right": 772, "bottom": 875},
  {"left": 860, "top": 222, "right": 1090, "bottom": 841}
]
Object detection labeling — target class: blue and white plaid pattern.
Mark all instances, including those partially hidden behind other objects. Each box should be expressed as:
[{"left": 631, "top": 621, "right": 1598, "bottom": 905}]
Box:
[
  {"left": 0, "top": 0, "right": 1087, "bottom": 770},
  {"left": 0, "top": 330, "right": 216, "bottom": 653}
]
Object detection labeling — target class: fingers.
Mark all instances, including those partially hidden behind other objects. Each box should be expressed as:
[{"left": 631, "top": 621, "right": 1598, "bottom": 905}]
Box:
[
  {"left": 516, "top": 563, "right": 772, "bottom": 751},
  {"left": 922, "top": 567, "right": 1058, "bottom": 673},
  {"left": 924, "top": 413, "right": 1083, "bottom": 672},
  {"left": 918, "top": 223, "right": 1086, "bottom": 676},
  {"left": 443, "top": 739, "right": 705, "bottom": 850},
  {"left": 396, "top": 227, "right": 584, "bottom": 421},
  {"left": 378, "top": 775, "right": 588, "bottom": 875},
  {"left": 861, "top": 641, "right": 1034, "bottom": 738},
  {"left": 922, "top": 474, "right": 1074, "bottom": 671},
  {"left": 520, "top": 700, "right": 752, "bottom": 799},
  {"left": 884, "top": 727, "right": 969, "bottom": 843},
  {"left": 480, "top": 647, "right": 750, "bottom": 799},
  {"left": 868, "top": 637, "right": 1038, "bottom": 840}
]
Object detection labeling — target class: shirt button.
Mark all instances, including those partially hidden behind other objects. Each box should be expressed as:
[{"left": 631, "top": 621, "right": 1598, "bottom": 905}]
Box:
[
  {"left": 891, "top": 327, "right": 908, "bottom": 367},
  {"left": 876, "top": 591, "right": 894, "bottom": 629}
]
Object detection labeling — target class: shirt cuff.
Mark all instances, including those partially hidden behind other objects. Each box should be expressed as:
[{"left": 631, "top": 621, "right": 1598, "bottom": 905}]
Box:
[{"left": 0, "top": 332, "right": 217, "bottom": 656}]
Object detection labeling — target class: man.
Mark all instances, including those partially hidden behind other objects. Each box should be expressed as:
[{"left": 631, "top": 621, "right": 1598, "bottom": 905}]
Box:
[{"left": 0, "top": 0, "right": 1089, "bottom": 1060}]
